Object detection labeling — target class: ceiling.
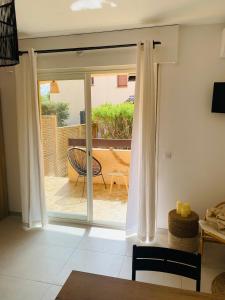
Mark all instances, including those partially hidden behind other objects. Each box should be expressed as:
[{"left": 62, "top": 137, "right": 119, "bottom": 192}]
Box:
[{"left": 16, "top": 0, "right": 225, "bottom": 39}]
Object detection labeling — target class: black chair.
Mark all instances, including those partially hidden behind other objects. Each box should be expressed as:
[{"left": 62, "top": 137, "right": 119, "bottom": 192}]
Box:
[
  {"left": 67, "top": 147, "right": 107, "bottom": 195},
  {"left": 132, "top": 245, "right": 201, "bottom": 292}
]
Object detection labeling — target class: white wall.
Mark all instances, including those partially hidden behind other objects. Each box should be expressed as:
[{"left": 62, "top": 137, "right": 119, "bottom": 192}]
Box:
[
  {"left": 19, "top": 25, "right": 179, "bottom": 66},
  {"left": 157, "top": 24, "right": 225, "bottom": 228},
  {"left": 2, "top": 24, "right": 225, "bottom": 229}
]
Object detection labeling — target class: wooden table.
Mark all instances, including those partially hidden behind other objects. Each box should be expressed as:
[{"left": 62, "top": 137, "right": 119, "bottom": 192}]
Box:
[{"left": 56, "top": 271, "right": 224, "bottom": 300}]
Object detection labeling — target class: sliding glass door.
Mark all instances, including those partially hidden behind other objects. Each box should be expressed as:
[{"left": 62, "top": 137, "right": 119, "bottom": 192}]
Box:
[{"left": 38, "top": 69, "right": 134, "bottom": 228}]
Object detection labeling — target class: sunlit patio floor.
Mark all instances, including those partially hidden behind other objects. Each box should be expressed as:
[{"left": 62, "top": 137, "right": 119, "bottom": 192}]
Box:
[{"left": 45, "top": 176, "right": 128, "bottom": 224}]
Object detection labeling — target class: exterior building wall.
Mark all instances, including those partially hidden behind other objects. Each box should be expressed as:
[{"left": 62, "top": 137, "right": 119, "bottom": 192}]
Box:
[
  {"left": 50, "top": 80, "right": 85, "bottom": 125},
  {"left": 91, "top": 75, "right": 135, "bottom": 107}
]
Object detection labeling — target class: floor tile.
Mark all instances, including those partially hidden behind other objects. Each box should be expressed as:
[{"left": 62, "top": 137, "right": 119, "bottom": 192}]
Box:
[
  {"left": 0, "top": 275, "right": 50, "bottom": 300},
  {"left": 56, "top": 249, "right": 124, "bottom": 285},
  {"left": 1, "top": 216, "right": 225, "bottom": 299},
  {"left": 118, "top": 256, "right": 132, "bottom": 280},
  {"left": 0, "top": 240, "right": 75, "bottom": 262},
  {"left": 201, "top": 267, "right": 224, "bottom": 293},
  {"left": 78, "top": 227, "right": 134, "bottom": 255},
  {"left": 181, "top": 277, "right": 196, "bottom": 291},
  {"left": 202, "top": 242, "right": 225, "bottom": 269},
  {"left": 32, "top": 224, "right": 86, "bottom": 248},
  {"left": 45, "top": 177, "right": 127, "bottom": 224},
  {"left": 42, "top": 285, "right": 62, "bottom": 300},
  {"left": 119, "top": 256, "right": 181, "bottom": 288},
  {"left": 181, "top": 266, "right": 224, "bottom": 293},
  {"left": 0, "top": 248, "right": 68, "bottom": 284}
]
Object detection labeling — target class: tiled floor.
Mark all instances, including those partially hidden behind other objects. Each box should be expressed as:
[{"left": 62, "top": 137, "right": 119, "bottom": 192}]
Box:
[
  {"left": 45, "top": 176, "right": 127, "bottom": 224},
  {"left": 0, "top": 217, "right": 224, "bottom": 299}
]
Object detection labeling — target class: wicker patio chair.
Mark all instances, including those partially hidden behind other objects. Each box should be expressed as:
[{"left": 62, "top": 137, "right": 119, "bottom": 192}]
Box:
[
  {"left": 199, "top": 201, "right": 225, "bottom": 255},
  {"left": 67, "top": 147, "right": 107, "bottom": 196}
]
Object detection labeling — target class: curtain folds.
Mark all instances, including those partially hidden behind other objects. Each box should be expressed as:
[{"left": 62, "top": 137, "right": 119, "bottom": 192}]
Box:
[
  {"left": 0, "top": 96, "right": 8, "bottom": 219},
  {"left": 126, "top": 41, "right": 158, "bottom": 242},
  {"left": 16, "top": 49, "right": 47, "bottom": 228}
]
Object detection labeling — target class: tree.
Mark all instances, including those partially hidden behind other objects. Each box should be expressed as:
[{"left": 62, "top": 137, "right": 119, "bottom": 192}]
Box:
[{"left": 41, "top": 101, "right": 70, "bottom": 127}]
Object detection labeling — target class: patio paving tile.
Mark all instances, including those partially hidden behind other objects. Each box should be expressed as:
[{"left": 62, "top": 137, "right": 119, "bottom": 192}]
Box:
[{"left": 45, "top": 176, "right": 127, "bottom": 224}]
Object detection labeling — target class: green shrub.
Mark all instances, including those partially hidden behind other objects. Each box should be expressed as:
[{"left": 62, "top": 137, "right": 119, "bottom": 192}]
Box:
[
  {"left": 40, "top": 94, "right": 50, "bottom": 103},
  {"left": 41, "top": 102, "right": 70, "bottom": 127},
  {"left": 92, "top": 103, "right": 134, "bottom": 139}
]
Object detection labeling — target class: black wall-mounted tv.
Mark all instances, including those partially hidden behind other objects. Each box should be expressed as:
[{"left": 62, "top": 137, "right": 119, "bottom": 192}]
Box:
[{"left": 212, "top": 82, "right": 225, "bottom": 113}]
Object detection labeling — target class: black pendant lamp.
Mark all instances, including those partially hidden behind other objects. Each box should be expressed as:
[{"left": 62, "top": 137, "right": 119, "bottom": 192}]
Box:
[{"left": 0, "top": 0, "right": 19, "bottom": 67}]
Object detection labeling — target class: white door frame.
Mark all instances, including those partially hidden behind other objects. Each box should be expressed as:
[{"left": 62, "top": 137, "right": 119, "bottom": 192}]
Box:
[
  {"left": 38, "top": 71, "right": 91, "bottom": 223},
  {"left": 84, "top": 73, "right": 93, "bottom": 223},
  {"left": 38, "top": 66, "right": 135, "bottom": 229}
]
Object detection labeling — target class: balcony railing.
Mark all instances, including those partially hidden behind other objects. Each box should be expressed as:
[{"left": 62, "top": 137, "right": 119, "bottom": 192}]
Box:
[{"left": 68, "top": 138, "right": 131, "bottom": 149}]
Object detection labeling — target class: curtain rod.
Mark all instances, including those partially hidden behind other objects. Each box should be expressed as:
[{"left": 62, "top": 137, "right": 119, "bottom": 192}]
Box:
[{"left": 18, "top": 40, "right": 161, "bottom": 56}]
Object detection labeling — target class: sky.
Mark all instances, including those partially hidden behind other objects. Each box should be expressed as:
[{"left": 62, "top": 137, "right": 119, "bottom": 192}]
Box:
[{"left": 40, "top": 83, "right": 50, "bottom": 96}]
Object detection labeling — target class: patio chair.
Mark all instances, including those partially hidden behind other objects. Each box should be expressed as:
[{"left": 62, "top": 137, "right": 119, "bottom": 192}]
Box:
[{"left": 67, "top": 147, "right": 107, "bottom": 196}]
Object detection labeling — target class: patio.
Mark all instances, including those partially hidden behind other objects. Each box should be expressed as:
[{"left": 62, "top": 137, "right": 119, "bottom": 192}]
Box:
[{"left": 45, "top": 176, "right": 128, "bottom": 224}]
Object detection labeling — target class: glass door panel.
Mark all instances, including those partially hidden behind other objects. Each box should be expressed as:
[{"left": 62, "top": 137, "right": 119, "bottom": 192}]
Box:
[
  {"left": 90, "top": 72, "right": 135, "bottom": 226},
  {"left": 39, "top": 78, "right": 88, "bottom": 220}
]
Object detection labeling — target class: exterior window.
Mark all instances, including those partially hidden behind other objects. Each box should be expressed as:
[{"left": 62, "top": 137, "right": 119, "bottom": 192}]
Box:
[{"left": 117, "top": 75, "right": 128, "bottom": 88}]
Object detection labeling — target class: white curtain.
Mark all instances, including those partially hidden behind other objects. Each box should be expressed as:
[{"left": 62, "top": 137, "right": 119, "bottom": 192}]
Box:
[
  {"left": 16, "top": 49, "right": 47, "bottom": 228},
  {"left": 126, "top": 41, "right": 158, "bottom": 242}
]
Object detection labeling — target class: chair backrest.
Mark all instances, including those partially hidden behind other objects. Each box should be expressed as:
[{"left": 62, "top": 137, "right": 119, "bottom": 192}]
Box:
[
  {"left": 67, "top": 147, "right": 102, "bottom": 176},
  {"left": 132, "top": 245, "right": 201, "bottom": 292}
]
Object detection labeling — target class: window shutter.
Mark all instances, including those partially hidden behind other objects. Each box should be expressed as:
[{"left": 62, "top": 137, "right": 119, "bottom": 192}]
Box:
[{"left": 117, "top": 75, "right": 128, "bottom": 87}]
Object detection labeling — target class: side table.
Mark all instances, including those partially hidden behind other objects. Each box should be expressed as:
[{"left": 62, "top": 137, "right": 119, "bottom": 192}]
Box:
[{"left": 168, "top": 209, "right": 199, "bottom": 252}]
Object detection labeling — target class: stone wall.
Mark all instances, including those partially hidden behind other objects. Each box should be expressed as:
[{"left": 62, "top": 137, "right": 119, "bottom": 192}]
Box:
[
  {"left": 41, "top": 116, "right": 57, "bottom": 176},
  {"left": 41, "top": 115, "right": 97, "bottom": 177},
  {"left": 56, "top": 125, "right": 86, "bottom": 176}
]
